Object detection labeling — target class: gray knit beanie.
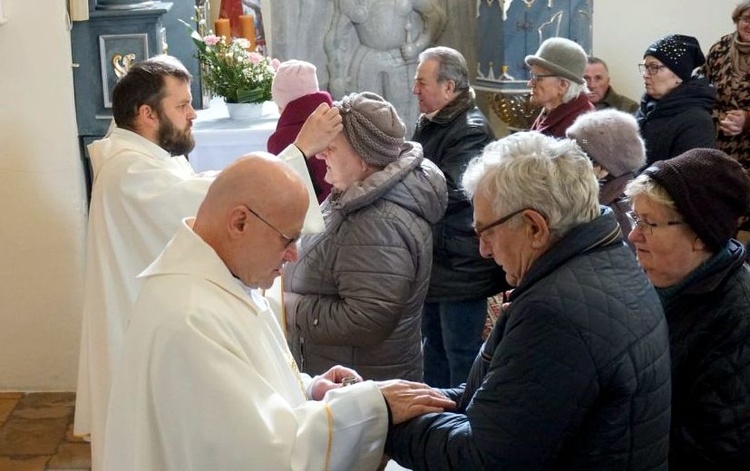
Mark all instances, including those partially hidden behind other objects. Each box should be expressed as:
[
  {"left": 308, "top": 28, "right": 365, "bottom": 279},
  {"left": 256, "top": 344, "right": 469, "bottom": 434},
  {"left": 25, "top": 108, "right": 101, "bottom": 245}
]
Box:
[
  {"left": 643, "top": 148, "right": 750, "bottom": 252},
  {"left": 525, "top": 37, "right": 587, "bottom": 84},
  {"left": 334, "top": 92, "right": 406, "bottom": 167},
  {"left": 566, "top": 109, "right": 646, "bottom": 177}
]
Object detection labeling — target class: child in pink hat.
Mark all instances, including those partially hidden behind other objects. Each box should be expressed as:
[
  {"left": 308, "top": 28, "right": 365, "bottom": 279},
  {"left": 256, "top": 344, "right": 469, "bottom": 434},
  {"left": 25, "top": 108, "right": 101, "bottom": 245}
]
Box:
[{"left": 267, "top": 60, "right": 333, "bottom": 202}]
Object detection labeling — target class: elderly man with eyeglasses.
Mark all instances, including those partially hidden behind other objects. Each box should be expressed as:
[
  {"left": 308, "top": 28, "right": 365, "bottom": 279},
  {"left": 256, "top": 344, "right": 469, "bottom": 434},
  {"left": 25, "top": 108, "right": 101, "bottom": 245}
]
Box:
[{"left": 385, "top": 131, "right": 672, "bottom": 470}]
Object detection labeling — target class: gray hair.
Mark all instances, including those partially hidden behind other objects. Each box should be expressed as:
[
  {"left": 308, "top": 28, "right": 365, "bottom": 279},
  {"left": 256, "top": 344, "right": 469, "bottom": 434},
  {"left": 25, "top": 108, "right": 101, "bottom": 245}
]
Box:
[
  {"left": 462, "top": 132, "right": 600, "bottom": 240},
  {"left": 587, "top": 56, "right": 609, "bottom": 70},
  {"left": 562, "top": 79, "right": 587, "bottom": 103},
  {"left": 624, "top": 173, "right": 679, "bottom": 212},
  {"left": 418, "top": 46, "right": 470, "bottom": 92}
]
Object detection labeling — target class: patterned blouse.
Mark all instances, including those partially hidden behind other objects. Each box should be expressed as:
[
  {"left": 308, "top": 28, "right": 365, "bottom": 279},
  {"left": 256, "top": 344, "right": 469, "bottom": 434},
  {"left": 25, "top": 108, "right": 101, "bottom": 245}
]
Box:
[{"left": 704, "top": 33, "right": 750, "bottom": 169}]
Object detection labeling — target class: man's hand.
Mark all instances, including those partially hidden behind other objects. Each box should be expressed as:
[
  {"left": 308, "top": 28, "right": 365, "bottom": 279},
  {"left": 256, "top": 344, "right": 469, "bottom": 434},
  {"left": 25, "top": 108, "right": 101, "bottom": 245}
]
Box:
[
  {"left": 376, "top": 380, "right": 456, "bottom": 424},
  {"left": 309, "top": 365, "right": 364, "bottom": 400},
  {"left": 294, "top": 103, "right": 343, "bottom": 158}
]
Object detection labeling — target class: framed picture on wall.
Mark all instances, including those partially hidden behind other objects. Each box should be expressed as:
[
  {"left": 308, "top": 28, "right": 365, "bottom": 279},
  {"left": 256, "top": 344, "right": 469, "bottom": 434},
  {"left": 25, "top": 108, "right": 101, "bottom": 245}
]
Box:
[{"left": 98, "top": 33, "right": 149, "bottom": 108}]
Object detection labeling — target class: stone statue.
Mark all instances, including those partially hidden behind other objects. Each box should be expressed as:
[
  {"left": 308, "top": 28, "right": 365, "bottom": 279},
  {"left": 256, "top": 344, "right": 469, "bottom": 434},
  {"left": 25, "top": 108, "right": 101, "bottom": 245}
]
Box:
[{"left": 325, "top": 0, "right": 446, "bottom": 132}]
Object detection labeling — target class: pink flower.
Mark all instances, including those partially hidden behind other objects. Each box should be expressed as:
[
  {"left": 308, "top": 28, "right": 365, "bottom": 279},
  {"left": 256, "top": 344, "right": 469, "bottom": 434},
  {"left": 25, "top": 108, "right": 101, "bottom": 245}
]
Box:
[
  {"left": 203, "top": 35, "right": 220, "bottom": 46},
  {"left": 248, "top": 52, "right": 263, "bottom": 65},
  {"left": 271, "top": 58, "right": 281, "bottom": 71}
]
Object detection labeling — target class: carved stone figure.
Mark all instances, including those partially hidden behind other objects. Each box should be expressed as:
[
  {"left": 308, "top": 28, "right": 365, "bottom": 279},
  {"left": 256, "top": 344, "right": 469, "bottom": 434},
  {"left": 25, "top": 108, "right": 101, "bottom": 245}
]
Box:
[{"left": 325, "top": 0, "right": 446, "bottom": 131}]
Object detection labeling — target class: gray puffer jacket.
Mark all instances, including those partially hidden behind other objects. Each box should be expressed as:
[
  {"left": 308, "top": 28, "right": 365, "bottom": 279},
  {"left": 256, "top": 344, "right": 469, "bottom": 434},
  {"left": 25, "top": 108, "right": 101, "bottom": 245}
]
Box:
[{"left": 284, "top": 142, "right": 448, "bottom": 381}]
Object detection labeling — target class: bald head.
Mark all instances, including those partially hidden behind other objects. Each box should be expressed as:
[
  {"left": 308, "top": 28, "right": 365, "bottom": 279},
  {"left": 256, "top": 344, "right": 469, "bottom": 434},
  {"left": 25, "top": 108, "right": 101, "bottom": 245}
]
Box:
[{"left": 194, "top": 152, "right": 309, "bottom": 288}]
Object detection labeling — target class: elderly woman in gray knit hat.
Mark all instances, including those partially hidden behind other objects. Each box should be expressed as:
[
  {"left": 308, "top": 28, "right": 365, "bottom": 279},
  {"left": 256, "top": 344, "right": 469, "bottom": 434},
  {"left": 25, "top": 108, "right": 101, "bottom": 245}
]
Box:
[
  {"left": 283, "top": 91, "right": 448, "bottom": 382},
  {"left": 566, "top": 108, "right": 646, "bottom": 248},
  {"left": 625, "top": 148, "right": 750, "bottom": 469},
  {"left": 525, "top": 37, "right": 595, "bottom": 137}
]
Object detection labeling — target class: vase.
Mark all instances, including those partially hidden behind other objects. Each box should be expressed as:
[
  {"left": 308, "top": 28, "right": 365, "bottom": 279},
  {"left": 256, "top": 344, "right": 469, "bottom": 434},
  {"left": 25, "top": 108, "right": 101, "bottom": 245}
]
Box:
[{"left": 226, "top": 101, "right": 268, "bottom": 120}]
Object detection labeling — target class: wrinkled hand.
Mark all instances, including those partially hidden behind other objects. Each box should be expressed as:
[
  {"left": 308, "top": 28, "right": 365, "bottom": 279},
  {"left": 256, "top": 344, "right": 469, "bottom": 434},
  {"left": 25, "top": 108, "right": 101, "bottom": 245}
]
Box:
[
  {"left": 310, "top": 365, "right": 364, "bottom": 400},
  {"left": 719, "top": 109, "right": 746, "bottom": 136},
  {"left": 376, "top": 380, "right": 456, "bottom": 424},
  {"left": 294, "top": 103, "right": 343, "bottom": 158}
]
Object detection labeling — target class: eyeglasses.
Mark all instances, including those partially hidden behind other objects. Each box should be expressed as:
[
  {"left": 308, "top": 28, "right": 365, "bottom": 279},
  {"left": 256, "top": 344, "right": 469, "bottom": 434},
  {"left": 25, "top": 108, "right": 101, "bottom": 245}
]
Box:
[
  {"left": 242, "top": 204, "right": 298, "bottom": 248},
  {"left": 626, "top": 211, "right": 685, "bottom": 235},
  {"left": 475, "top": 208, "right": 530, "bottom": 237},
  {"left": 638, "top": 63, "right": 668, "bottom": 76},
  {"left": 738, "top": 15, "right": 750, "bottom": 25},
  {"left": 529, "top": 73, "right": 559, "bottom": 82}
]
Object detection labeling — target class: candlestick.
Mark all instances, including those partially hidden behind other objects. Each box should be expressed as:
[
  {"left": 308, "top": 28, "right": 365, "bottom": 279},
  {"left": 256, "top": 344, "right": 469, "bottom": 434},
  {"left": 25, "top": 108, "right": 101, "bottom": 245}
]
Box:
[
  {"left": 239, "top": 14, "right": 256, "bottom": 52},
  {"left": 214, "top": 18, "right": 231, "bottom": 43}
]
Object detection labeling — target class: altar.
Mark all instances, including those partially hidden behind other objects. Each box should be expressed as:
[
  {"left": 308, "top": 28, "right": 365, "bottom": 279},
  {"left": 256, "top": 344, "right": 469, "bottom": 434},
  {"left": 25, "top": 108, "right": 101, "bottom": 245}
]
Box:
[{"left": 189, "top": 99, "right": 280, "bottom": 173}]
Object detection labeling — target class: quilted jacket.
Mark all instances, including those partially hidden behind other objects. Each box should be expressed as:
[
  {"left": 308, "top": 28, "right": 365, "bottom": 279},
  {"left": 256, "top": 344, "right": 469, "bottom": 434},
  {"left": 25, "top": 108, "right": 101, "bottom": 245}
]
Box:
[
  {"left": 284, "top": 144, "right": 448, "bottom": 381},
  {"left": 412, "top": 89, "right": 507, "bottom": 302},
  {"left": 657, "top": 240, "right": 750, "bottom": 470},
  {"left": 386, "top": 208, "right": 671, "bottom": 470}
]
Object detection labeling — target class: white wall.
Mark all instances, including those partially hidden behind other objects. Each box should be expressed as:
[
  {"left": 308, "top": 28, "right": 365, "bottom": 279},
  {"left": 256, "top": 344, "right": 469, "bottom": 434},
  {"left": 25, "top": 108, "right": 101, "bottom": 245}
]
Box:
[
  {"left": 593, "top": 0, "right": 737, "bottom": 103},
  {"left": 0, "top": 0, "right": 87, "bottom": 390},
  {"left": 0, "top": 0, "right": 740, "bottom": 391}
]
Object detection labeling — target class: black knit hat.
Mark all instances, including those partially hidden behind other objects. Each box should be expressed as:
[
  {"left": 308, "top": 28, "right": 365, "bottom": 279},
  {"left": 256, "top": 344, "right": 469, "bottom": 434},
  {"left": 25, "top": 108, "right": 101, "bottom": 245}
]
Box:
[
  {"left": 643, "top": 34, "right": 705, "bottom": 82},
  {"left": 643, "top": 148, "right": 750, "bottom": 251}
]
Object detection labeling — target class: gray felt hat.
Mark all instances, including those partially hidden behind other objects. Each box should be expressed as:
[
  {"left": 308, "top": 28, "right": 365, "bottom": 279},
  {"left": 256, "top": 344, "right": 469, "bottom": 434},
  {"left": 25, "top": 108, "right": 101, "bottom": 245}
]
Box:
[{"left": 525, "top": 37, "right": 587, "bottom": 84}]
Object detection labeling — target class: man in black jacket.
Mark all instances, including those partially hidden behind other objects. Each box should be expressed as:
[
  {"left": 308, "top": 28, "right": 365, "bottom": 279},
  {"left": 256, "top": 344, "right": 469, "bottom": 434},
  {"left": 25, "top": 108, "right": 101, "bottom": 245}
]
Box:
[
  {"left": 412, "top": 46, "right": 507, "bottom": 388},
  {"left": 386, "top": 132, "right": 671, "bottom": 470}
]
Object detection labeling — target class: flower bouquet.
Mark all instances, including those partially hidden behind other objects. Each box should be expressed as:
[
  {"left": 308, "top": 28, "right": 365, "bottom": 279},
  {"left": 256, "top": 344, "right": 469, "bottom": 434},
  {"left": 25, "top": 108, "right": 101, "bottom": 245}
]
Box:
[{"left": 184, "top": 22, "right": 280, "bottom": 104}]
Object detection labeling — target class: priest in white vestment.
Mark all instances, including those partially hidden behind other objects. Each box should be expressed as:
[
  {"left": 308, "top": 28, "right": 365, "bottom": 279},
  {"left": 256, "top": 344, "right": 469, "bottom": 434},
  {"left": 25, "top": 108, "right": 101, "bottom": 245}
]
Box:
[
  {"left": 103, "top": 154, "right": 454, "bottom": 470},
  {"left": 74, "top": 55, "right": 335, "bottom": 470}
]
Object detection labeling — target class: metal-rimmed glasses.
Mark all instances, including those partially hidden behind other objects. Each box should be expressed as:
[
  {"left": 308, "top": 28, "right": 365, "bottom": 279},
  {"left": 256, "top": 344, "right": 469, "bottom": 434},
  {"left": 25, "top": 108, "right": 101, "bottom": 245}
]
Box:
[
  {"left": 242, "top": 204, "right": 299, "bottom": 248},
  {"left": 529, "top": 72, "right": 559, "bottom": 82},
  {"left": 626, "top": 211, "right": 685, "bottom": 235},
  {"left": 475, "top": 208, "right": 531, "bottom": 238},
  {"left": 638, "top": 63, "right": 668, "bottom": 76}
]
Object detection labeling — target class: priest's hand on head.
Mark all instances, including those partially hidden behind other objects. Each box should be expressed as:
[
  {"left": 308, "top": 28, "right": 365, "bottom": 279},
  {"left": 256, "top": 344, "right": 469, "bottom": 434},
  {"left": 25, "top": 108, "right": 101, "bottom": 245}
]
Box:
[{"left": 295, "top": 103, "right": 343, "bottom": 158}]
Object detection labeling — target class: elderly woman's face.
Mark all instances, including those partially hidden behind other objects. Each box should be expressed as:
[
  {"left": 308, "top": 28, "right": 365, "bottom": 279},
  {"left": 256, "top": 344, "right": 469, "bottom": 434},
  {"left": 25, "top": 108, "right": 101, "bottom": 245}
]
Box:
[
  {"left": 528, "top": 65, "right": 566, "bottom": 110},
  {"left": 642, "top": 56, "right": 682, "bottom": 100},
  {"left": 737, "top": 10, "right": 750, "bottom": 42},
  {"left": 316, "top": 132, "right": 371, "bottom": 192},
  {"left": 628, "top": 194, "right": 707, "bottom": 288}
]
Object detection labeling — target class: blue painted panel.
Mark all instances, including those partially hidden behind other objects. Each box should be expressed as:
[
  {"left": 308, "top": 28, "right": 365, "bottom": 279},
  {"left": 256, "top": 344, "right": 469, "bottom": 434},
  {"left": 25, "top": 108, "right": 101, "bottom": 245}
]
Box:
[{"left": 476, "top": 0, "right": 593, "bottom": 90}]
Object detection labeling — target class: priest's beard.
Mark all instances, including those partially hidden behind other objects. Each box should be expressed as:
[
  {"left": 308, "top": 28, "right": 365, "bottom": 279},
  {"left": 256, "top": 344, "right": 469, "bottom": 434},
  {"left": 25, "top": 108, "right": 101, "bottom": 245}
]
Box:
[{"left": 157, "top": 112, "right": 195, "bottom": 156}]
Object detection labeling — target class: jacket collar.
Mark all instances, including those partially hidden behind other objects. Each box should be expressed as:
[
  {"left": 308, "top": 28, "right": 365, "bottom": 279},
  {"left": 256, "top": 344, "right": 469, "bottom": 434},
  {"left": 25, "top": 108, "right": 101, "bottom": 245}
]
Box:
[
  {"left": 657, "top": 239, "right": 747, "bottom": 305},
  {"left": 139, "top": 218, "right": 263, "bottom": 314},
  {"left": 418, "top": 88, "right": 476, "bottom": 126},
  {"left": 510, "top": 207, "right": 623, "bottom": 301}
]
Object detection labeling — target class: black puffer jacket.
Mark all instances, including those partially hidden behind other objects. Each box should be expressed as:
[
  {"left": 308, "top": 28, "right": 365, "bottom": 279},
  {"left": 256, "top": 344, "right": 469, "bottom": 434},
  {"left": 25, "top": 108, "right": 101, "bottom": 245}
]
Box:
[
  {"left": 636, "top": 77, "right": 717, "bottom": 166},
  {"left": 386, "top": 209, "right": 671, "bottom": 470},
  {"left": 413, "top": 90, "right": 507, "bottom": 301},
  {"left": 657, "top": 240, "right": 750, "bottom": 470}
]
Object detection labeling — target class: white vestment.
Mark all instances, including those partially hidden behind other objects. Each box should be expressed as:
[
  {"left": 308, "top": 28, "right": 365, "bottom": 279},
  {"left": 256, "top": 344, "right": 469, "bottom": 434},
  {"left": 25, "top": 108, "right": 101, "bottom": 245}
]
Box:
[
  {"left": 74, "top": 128, "right": 323, "bottom": 470},
  {"left": 103, "top": 220, "right": 388, "bottom": 470}
]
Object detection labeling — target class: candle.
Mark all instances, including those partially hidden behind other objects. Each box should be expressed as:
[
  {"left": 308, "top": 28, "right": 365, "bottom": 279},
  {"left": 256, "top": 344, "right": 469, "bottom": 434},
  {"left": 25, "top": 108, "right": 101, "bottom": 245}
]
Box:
[
  {"left": 214, "top": 18, "right": 231, "bottom": 43},
  {"left": 239, "top": 14, "right": 256, "bottom": 52}
]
